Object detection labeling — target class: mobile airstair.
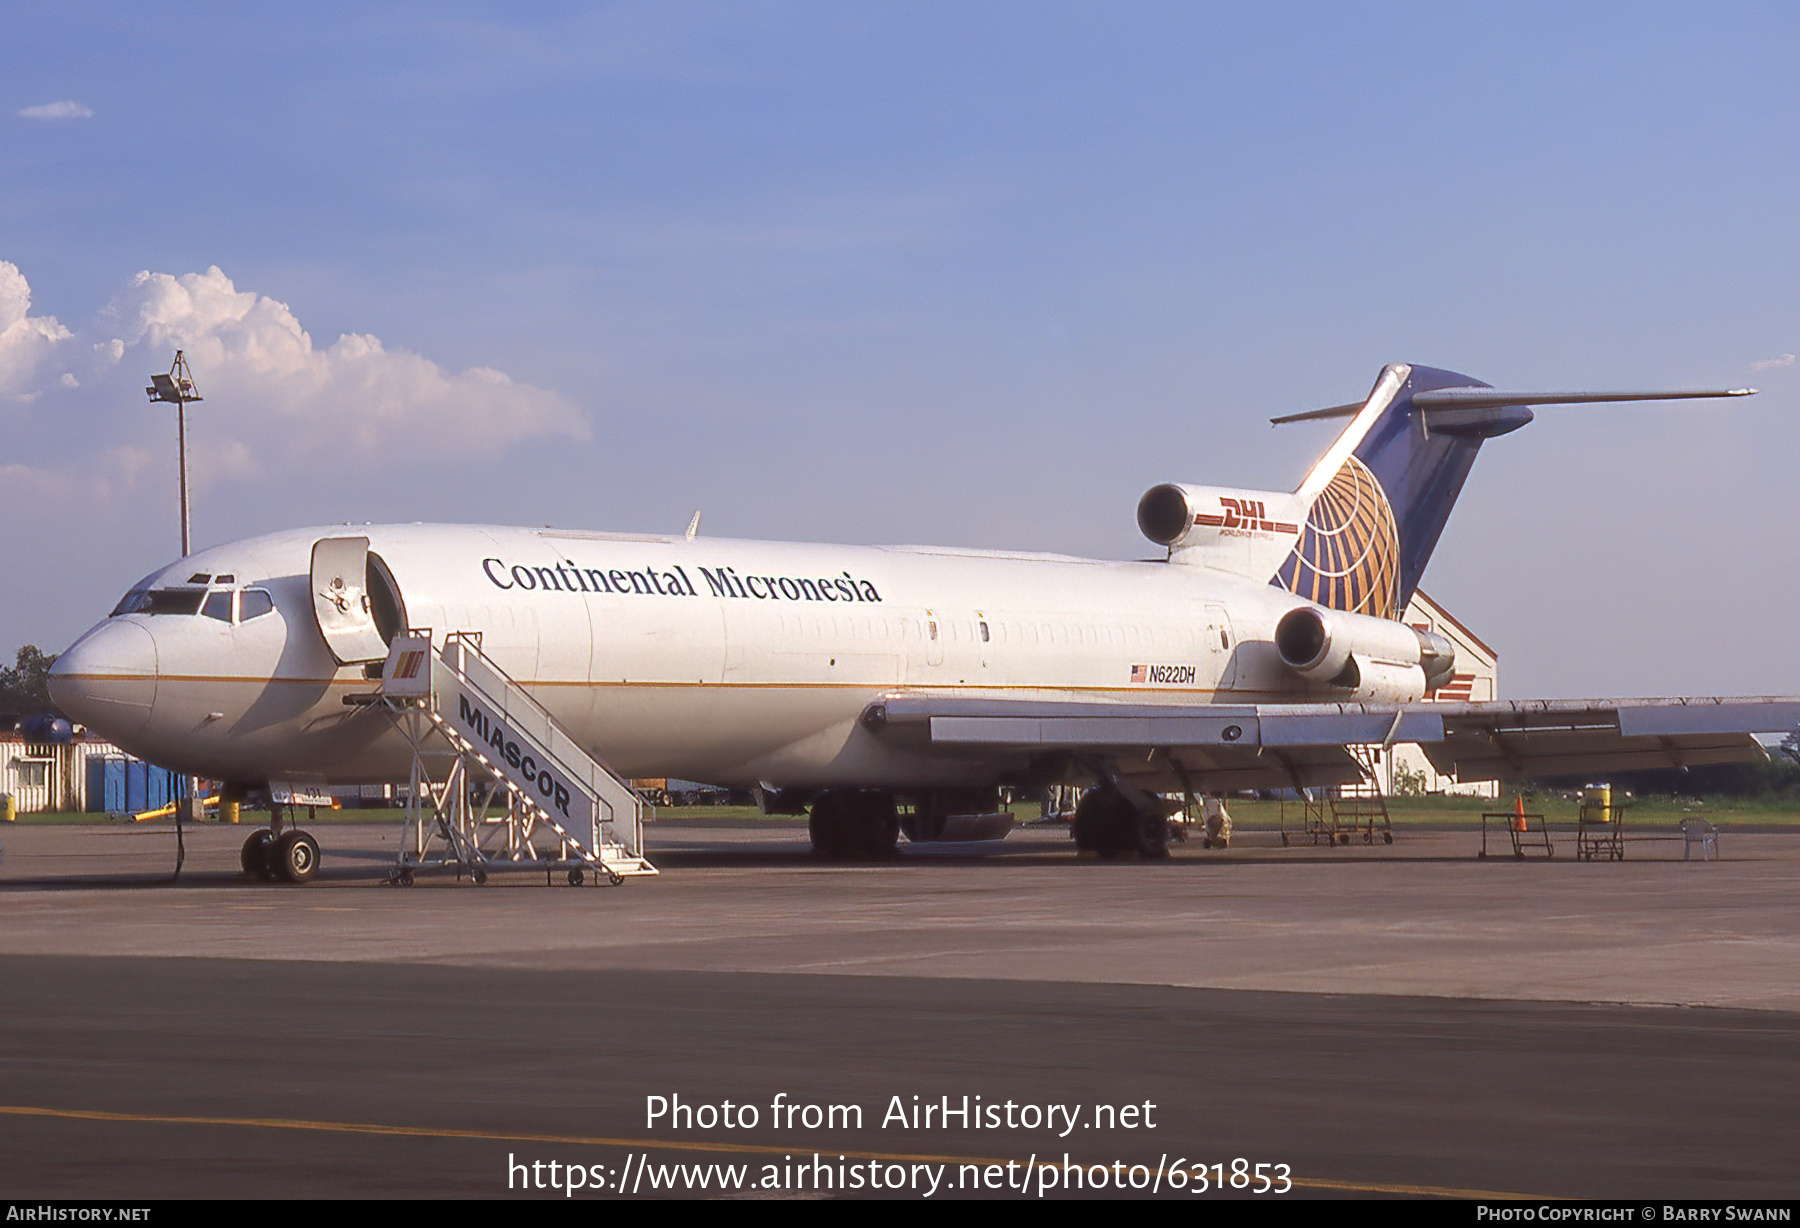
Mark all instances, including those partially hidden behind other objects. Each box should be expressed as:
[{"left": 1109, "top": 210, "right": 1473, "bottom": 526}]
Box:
[{"left": 359, "top": 630, "right": 657, "bottom": 886}]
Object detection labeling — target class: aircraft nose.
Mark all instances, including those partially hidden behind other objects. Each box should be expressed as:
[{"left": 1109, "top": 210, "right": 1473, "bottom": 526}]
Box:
[{"left": 49, "top": 621, "right": 159, "bottom": 741}]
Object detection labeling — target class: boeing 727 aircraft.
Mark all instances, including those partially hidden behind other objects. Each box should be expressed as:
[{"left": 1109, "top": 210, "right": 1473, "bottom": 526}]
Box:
[{"left": 48, "top": 364, "right": 1800, "bottom": 880}]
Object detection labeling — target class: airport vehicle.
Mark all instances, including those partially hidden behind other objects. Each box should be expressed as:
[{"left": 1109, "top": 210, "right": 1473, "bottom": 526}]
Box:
[{"left": 48, "top": 364, "right": 1800, "bottom": 878}]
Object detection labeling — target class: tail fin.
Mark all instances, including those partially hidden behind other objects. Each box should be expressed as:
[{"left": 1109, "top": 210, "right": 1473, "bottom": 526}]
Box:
[
  {"left": 1269, "top": 364, "right": 1754, "bottom": 618},
  {"left": 1273, "top": 363, "right": 1527, "bottom": 618}
]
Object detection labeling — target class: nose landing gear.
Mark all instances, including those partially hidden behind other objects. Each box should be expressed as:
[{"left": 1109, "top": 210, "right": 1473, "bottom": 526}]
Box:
[
  {"left": 240, "top": 829, "right": 276, "bottom": 878},
  {"left": 239, "top": 803, "right": 322, "bottom": 884}
]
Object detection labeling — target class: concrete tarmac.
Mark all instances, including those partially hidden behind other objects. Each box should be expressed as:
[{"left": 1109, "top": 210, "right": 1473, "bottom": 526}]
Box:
[{"left": 1, "top": 818, "right": 1797, "bottom": 1199}]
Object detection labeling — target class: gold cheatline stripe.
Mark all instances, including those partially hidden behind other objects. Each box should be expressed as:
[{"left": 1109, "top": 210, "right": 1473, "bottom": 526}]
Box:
[
  {"left": 0, "top": 1104, "right": 1541, "bottom": 1199},
  {"left": 55, "top": 674, "right": 1297, "bottom": 698}
]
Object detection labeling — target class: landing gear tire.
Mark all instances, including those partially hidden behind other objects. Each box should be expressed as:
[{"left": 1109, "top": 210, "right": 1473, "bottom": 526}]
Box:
[
  {"left": 808, "top": 792, "right": 851, "bottom": 858},
  {"left": 898, "top": 805, "right": 946, "bottom": 843},
  {"left": 241, "top": 830, "right": 275, "bottom": 877},
  {"left": 1072, "top": 787, "right": 1169, "bottom": 860},
  {"left": 858, "top": 793, "right": 899, "bottom": 859},
  {"left": 1073, "top": 788, "right": 1127, "bottom": 856},
  {"left": 568, "top": 867, "right": 585, "bottom": 886},
  {"left": 809, "top": 790, "right": 899, "bottom": 859},
  {"left": 272, "top": 831, "right": 320, "bottom": 884}
]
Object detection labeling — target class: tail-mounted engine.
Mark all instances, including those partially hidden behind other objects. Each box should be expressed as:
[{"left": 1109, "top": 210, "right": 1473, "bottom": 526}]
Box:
[
  {"left": 1274, "top": 604, "right": 1455, "bottom": 702},
  {"left": 1137, "top": 483, "right": 1308, "bottom": 579},
  {"left": 1137, "top": 483, "right": 1308, "bottom": 548}
]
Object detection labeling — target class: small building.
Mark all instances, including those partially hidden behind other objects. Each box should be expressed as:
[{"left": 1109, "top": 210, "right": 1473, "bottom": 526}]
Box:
[{"left": 1, "top": 729, "right": 126, "bottom": 813}]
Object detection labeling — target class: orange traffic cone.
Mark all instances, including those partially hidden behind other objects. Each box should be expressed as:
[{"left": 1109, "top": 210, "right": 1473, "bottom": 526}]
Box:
[{"left": 1513, "top": 795, "right": 1528, "bottom": 833}]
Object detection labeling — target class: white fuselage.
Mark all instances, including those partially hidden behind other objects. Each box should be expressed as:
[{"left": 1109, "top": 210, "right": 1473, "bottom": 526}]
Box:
[{"left": 53, "top": 523, "right": 1390, "bottom": 789}]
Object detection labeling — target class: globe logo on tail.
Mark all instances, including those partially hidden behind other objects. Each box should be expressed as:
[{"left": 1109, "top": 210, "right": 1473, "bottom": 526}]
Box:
[{"left": 1275, "top": 454, "right": 1399, "bottom": 619}]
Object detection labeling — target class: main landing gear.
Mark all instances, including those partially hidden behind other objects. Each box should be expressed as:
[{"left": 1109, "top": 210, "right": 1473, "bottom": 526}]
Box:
[
  {"left": 239, "top": 804, "right": 321, "bottom": 884},
  {"left": 1072, "top": 784, "right": 1171, "bottom": 860},
  {"left": 808, "top": 790, "right": 900, "bottom": 860}
]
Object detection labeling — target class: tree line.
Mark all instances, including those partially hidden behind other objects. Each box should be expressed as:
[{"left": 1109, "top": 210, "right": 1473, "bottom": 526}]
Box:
[{"left": 0, "top": 646, "right": 61, "bottom": 718}]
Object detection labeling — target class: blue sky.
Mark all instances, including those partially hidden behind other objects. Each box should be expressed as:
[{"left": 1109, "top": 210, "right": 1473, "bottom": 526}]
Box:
[{"left": 4, "top": 2, "right": 1798, "bottom": 696}]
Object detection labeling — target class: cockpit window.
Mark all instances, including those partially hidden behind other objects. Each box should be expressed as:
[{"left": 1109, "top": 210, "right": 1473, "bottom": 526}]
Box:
[
  {"left": 113, "top": 587, "right": 206, "bottom": 616},
  {"left": 110, "top": 589, "right": 147, "bottom": 617},
  {"left": 142, "top": 589, "right": 207, "bottom": 616},
  {"left": 111, "top": 564, "right": 278, "bottom": 620},
  {"left": 109, "top": 573, "right": 160, "bottom": 617}
]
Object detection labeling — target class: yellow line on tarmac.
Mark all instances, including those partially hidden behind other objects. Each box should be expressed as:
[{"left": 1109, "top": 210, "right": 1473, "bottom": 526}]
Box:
[{"left": 0, "top": 1104, "right": 1541, "bottom": 1199}]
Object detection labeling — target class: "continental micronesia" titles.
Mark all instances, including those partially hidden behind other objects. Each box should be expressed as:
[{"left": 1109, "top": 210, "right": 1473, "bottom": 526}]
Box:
[{"left": 481, "top": 558, "right": 882, "bottom": 603}]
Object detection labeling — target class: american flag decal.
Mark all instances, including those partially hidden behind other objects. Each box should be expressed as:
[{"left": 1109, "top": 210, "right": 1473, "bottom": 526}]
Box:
[{"left": 1129, "top": 663, "right": 1197, "bottom": 684}]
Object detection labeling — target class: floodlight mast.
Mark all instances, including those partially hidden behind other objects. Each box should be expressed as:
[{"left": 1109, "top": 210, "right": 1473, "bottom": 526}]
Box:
[
  {"left": 143, "top": 349, "right": 207, "bottom": 877},
  {"left": 146, "top": 351, "right": 202, "bottom": 558}
]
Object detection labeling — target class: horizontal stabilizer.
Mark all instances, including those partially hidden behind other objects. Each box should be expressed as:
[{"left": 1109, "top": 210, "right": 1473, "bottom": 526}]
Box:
[
  {"left": 1273, "top": 385, "right": 1755, "bottom": 424},
  {"left": 1269, "top": 400, "right": 1375, "bottom": 425},
  {"left": 1412, "top": 387, "right": 1756, "bottom": 410}
]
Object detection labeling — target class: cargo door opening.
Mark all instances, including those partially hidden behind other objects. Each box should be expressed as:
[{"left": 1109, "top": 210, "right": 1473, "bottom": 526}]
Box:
[{"left": 311, "top": 536, "right": 409, "bottom": 664}]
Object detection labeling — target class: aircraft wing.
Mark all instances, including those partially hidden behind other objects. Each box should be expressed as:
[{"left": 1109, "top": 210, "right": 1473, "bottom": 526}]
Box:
[{"left": 862, "top": 695, "right": 1800, "bottom": 793}]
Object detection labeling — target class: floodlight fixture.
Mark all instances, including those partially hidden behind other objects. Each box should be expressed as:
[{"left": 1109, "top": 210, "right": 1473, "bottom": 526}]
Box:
[{"left": 146, "top": 350, "right": 203, "bottom": 557}]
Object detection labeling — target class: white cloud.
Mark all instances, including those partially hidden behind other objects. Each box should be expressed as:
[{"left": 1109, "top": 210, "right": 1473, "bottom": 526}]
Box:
[
  {"left": 104, "top": 445, "right": 158, "bottom": 492},
  {"left": 0, "top": 257, "right": 591, "bottom": 527},
  {"left": 0, "top": 260, "right": 597, "bottom": 653},
  {"left": 2, "top": 443, "right": 177, "bottom": 505},
  {"left": 1752, "top": 353, "right": 1796, "bottom": 371},
  {"left": 0, "top": 460, "right": 112, "bottom": 502},
  {"left": 0, "top": 261, "right": 73, "bottom": 397},
  {"left": 17, "top": 101, "right": 93, "bottom": 120},
  {"left": 104, "top": 265, "right": 588, "bottom": 464}
]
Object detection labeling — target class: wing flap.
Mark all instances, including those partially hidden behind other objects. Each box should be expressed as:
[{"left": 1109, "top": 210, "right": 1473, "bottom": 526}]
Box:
[
  {"left": 928, "top": 712, "right": 1255, "bottom": 748},
  {"left": 1423, "top": 734, "right": 1766, "bottom": 783},
  {"left": 865, "top": 694, "right": 1800, "bottom": 790}
]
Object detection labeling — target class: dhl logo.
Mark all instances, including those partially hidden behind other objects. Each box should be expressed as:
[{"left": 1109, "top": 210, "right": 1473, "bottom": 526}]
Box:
[{"left": 1195, "top": 497, "right": 1298, "bottom": 535}]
